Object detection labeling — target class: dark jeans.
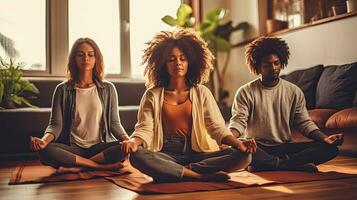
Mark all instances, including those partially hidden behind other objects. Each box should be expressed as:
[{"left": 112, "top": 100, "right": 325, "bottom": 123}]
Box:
[
  {"left": 251, "top": 141, "right": 339, "bottom": 170},
  {"left": 130, "top": 134, "right": 251, "bottom": 182},
  {"left": 38, "top": 141, "right": 125, "bottom": 168}
]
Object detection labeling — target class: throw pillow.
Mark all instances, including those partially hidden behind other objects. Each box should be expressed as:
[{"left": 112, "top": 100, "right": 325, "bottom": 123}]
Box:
[
  {"left": 308, "top": 109, "right": 338, "bottom": 129},
  {"left": 325, "top": 108, "right": 357, "bottom": 128},
  {"left": 281, "top": 65, "right": 324, "bottom": 109},
  {"left": 316, "top": 62, "right": 357, "bottom": 110}
]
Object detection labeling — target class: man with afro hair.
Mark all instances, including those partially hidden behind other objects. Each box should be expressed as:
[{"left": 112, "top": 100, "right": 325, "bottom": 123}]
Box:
[{"left": 229, "top": 36, "right": 344, "bottom": 172}]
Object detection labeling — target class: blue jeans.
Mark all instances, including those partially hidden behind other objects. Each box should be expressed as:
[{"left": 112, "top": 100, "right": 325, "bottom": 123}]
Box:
[{"left": 130, "top": 134, "right": 251, "bottom": 182}]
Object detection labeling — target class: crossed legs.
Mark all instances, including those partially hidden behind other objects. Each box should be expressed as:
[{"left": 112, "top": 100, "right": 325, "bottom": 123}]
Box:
[
  {"left": 250, "top": 141, "right": 339, "bottom": 171},
  {"left": 39, "top": 142, "right": 127, "bottom": 173},
  {"left": 130, "top": 147, "right": 251, "bottom": 182}
]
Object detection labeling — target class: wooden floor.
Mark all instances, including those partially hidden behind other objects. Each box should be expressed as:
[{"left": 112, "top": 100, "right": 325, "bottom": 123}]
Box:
[{"left": 1, "top": 156, "right": 357, "bottom": 200}]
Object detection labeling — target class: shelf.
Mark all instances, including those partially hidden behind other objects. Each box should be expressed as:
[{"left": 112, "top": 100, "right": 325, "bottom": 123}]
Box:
[
  {"left": 269, "top": 10, "right": 357, "bottom": 36},
  {"left": 233, "top": 10, "right": 357, "bottom": 48}
]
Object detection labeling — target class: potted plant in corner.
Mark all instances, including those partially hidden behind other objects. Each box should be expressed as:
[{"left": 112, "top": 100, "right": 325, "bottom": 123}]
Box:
[
  {"left": 162, "top": 3, "right": 248, "bottom": 120},
  {"left": 0, "top": 57, "right": 39, "bottom": 109}
]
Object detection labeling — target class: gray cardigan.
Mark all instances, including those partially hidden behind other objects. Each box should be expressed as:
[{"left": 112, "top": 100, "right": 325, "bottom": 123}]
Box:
[{"left": 45, "top": 79, "right": 129, "bottom": 145}]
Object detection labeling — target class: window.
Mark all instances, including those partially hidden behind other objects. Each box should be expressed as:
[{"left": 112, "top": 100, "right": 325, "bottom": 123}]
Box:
[
  {"left": 0, "top": 0, "right": 46, "bottom": 71},
  {"left": 129, "top": 0, "right": 181, "bottom": 78},
  {"left": 1, "top": 0, "right": 183, "bottom": 78},
  {"left": 69, "top": 0, "right": 121, "bottom": 74}
]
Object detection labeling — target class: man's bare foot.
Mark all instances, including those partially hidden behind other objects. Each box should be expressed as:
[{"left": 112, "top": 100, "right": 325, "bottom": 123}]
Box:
[
  {"left": 57, "top": 166, "right": 83, "bottom": 174},
  {"left": 200, "top": 171, "right": 231, "bottom": 182}
]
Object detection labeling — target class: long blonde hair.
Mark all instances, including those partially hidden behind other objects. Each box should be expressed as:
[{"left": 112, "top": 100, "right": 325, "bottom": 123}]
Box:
[{"left": 66, "top": 38, "right": 105, "bottom": 81}]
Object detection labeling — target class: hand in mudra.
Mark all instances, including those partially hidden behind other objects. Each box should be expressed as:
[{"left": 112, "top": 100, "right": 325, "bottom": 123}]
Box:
[
  {"left": 29, "top": 136, "right": 48, "bottom": 151},
  {"left": 120, "top": 140, "right": 138, "bottom": 154},
  {"left": 238, "top": 138, "right": 257, "bottom": 153},
  {"left": 323, "top": 134, "right": 344, "bottom": 146}
]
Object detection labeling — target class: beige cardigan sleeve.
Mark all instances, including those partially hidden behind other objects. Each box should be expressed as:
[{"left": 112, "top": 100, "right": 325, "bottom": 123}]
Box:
[
  {"left": 130, "top": 89, "right": 156, "bottom": 149},
  {"left": 197, "top": 86, "right": 232, "bottom": 144}
]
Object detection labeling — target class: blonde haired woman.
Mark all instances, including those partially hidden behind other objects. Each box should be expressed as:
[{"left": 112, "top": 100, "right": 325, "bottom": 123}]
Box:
[{"left": 30, "top": 38, "right": 129, "bottom": 173}]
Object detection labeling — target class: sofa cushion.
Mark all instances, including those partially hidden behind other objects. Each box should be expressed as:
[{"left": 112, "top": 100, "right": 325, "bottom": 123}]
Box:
[
  {"left": 281, "top": 65, "right": 323, "bottom": 109},
  {"left": 308, "top": 109, "right": 338, "bottom": 129},
  {"left": 316, "top": 62, "right": 357, "bottom": 110},
  {"left": 326, "top": 108, "right": 357, "bottom": 128},
  {"left": 28, "top": 79, "right": 64, "bottom": 107},
  {"left": 27, "top": 79, "right": 146, "bottom": 107},
  {"left": 113, "top": 81, "right": 146, "bottom": 106}
]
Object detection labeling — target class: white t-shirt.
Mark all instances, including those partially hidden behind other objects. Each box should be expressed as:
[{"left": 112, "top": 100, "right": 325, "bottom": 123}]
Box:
[{"left": 70, "top": 85, "right": 103, "bottom": 148}]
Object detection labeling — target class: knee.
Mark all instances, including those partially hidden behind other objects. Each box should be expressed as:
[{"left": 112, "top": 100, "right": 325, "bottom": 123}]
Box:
[
  {"left": 230, "top": 148, "right": 252, "bottom": 168},
  {"left": 38, "top": 143, "right": 57, "bottom": 167},
  {"left": 241, "top": 153, "right": 252, "bottom": 168},
  {"left": 38, "top": 143, "right": 54, "bottom": 159},
  {"left": 324, "top": 144, "right": 339, "bottom": 159},
  {"left": 129, "top": 148, "right": 149, "bottom": 168}
]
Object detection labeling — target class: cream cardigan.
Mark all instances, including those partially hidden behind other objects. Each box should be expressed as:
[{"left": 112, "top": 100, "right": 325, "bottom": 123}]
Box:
[{"left": 131, "top": 85, "right": 232, "bottom": 152}]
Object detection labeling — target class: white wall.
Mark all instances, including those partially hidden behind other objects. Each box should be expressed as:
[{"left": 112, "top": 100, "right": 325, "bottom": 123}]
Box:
[
  {"left": 202, "top": 0, "right": 259, "bottom": 105},
  {"left": 202, "top": 1, "right": 357, "bottom": 106},
  {"left": 225, "top": 8, "right": 357, "bottom": 105},
  {"left": 279, "top": 15, "right": 357, "bottom": 74}
]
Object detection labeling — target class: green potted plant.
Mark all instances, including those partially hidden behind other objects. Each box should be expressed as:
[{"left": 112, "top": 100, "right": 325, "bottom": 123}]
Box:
[
  {"left": 0, "top": 57, "right": 39, "bottom": 109},
  {"left": 162, "top": 4, "right": 248, "bottom": 113}
]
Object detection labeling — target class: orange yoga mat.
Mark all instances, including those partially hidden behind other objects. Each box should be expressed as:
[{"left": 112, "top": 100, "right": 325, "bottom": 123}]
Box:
[
  {"left": 106, "top": 163, "right": 357, "bottom": 194},
  {"left": 9, "top": 161, "right": 132, "bottom": 185}
]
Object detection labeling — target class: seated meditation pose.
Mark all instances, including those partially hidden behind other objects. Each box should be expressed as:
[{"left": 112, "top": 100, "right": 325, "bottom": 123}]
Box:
[
  {"left": 229, "top": 36, "right": 344, "bottom": 172},
  {"left": 121, "top": 29, "right": 256, "bottom": 182},
  {"left": 29, "top": 38, "right": 129, "bottom": 173}
]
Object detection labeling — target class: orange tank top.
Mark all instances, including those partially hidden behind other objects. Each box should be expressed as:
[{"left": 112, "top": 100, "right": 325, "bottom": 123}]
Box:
[{"left": 162, "top": 98, "right": 192, "bottom": 136}]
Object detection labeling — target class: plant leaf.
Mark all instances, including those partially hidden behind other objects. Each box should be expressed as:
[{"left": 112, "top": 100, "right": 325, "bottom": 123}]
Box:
[
  {"left": 17, "top": 79, "right": 39, "bottom": 93},
  {"left": 20, "top": 97, "right": 38, "bottom": 108},
  {"left": 200, "top": 20, "right": 218, "bottom": 35},
  {"left": 0, "top": 57, "right": 39, "bottom": 108},
  {"left": 176, "top": 4, "right": 192, "bottom": 26},
  {"left": 161, "top": 15, "right": 178, "bottom": 26},
  {"left": 206, "top": 8, "right": 227, "bottom": 22}
]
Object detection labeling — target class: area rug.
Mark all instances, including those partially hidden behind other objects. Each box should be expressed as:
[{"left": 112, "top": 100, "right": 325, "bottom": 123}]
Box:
[
  {"left": 9, "top": 160, "right": 132, "bottom": 185},
  {"left": 106, "top": 163, "right": 357, "bottom": 194}
]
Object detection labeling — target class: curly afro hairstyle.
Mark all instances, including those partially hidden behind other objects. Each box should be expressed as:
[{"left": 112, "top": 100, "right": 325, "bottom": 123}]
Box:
[
  {"left": 142, "top": 28, "right": 214, "bottom": 88},
  {"left": 245, "top": 36, "right": 290, "bottom": 75}
]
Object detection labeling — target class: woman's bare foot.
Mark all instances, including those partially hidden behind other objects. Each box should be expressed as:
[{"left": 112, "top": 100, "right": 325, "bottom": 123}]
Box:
[
  {"left": 200, "top": 171, "right": 231, "bottom": 182},
  {"left": 56, "top": 161, "right": 125, "bottom": 174},
  {"left": 57, "top": 166, "right": 84, "bottom": 174},
  {"left": 97, "top": 161, "right": 125, "bottom": 171}
]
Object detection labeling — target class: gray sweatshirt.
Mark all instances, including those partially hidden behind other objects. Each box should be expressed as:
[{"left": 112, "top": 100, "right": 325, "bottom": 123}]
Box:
[{"left": 229, "top": 78, "right": 319, "bottom": 145}]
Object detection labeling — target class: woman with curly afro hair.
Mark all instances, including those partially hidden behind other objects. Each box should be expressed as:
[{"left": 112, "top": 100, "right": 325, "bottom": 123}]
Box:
[
  {"left": 229, "top": 36, "right": 342, "bottom": 172},
  {"left": 121, "top": 28, "right": 256, "bottom": 182}
]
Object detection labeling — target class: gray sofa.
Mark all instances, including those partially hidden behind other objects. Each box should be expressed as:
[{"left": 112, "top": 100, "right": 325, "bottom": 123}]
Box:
[{"left": 0, "top": 79, "right": 146, "bottom": 158}]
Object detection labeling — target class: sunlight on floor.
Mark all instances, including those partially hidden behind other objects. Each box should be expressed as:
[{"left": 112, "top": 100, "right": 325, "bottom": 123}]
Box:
[
  {"left": 318, "top": 164, "right": 357, "bottom": 174},
  {"left": 262, "top": 185, "right": 294, "bottom": 194},
  {"left": 230, "top": 171, "right": 275, "bottom": 185}
]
